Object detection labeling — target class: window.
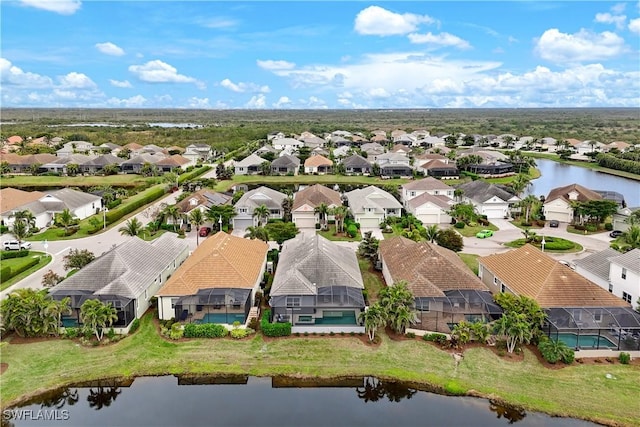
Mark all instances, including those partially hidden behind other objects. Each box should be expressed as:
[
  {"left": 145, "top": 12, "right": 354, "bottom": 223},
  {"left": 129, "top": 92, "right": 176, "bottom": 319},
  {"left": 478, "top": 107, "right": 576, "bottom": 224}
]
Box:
[
  {"left": 622, "top": 292, "right": 632, "bottom": 303},
  {"left": 170, "top": 298, "right": 178, "bottom": 309},
  {"left": 621, "top": 268, "right": 627, "bottom": 280},
  {"left": 286, "top": 297, "right": 301, "bottom": 307},
  {"left": 594, "top": 310, "right": 602, "bottom": 322},
  {"left": 144, "top": 290, "right": 148, "bottom": 300},
  {"left": 239, "top": 208, "right": 247, "bottom": 214},
  {"left": 501, "top": 283, "right": 506, "bottom": 293},
  {"left": 159, "top": 275, "right": 162, "bottom": 284},
  {"left": 434, "top": 190, "right": 439, "bottom": 195},
  {"left": 410, "top": 191, "right": 415, "bottom": 197},
  {"left": 608, "top": 284, "right": 613, "bottom": 293}
]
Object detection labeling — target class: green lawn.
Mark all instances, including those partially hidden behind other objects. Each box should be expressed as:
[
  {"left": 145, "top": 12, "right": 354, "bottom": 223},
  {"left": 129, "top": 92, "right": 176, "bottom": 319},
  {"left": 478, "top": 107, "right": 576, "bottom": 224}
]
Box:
[
  {"left": 0, "top": 313, "right": 638, "bottom": 427},
  {"left": 566, "top": 225, "right": 609, "bottom": 236},
  {"left": 454, "top": 223, "right": 499, "bottom": 237},
  {"left": 214, "top": 174, "right": 412, "bottom": 192},
  {"left": 317, "top": 225, "right": 362, "bottom": 242},
  {"left": 0, "top": 252, "right": 52, "bottom": 291},
  {"left": 0, "top": 174, "right": 157, "bottom": 189},
  {"left": 358, "top": 256, "right": 385, "bottom": 303},
  {"left": 458, "top": 253, "right": 479, "bottom": 275},
  {"left": 485, "top": 167, "right": 541, "bottom": 184},
  {"left": 504, "top": 237, "right": 583, "bottom": 253}
]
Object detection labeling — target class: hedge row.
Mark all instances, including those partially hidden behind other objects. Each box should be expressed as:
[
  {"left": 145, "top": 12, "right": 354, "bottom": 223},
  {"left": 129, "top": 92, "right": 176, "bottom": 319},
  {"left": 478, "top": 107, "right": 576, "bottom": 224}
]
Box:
[
  {"left": 105, "top": 186, "right": 166, "bottom": 225},
  {"left": 0, "top": 257, "right": 39, "bottom": 282},
  {"left": 183, "top": 323, "right": 228, "bottom": 338},
  {"left": 1, "top": 250, "right": 30, "bottom": 260},
  {"left": 178, "top": 165, "right": 212, "bottom": 184},
  {"left": 261, "top": 309, "right": 291, "bottom": 337},
  {"left": 106, "top": 198, "right": 122, "bottom": 209}
]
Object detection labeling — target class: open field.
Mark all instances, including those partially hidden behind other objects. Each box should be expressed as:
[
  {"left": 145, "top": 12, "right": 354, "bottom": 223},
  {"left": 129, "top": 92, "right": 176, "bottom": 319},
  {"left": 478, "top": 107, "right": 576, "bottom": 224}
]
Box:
[{"left": 0, "top": 313, "right": 638, "bottom": 426}]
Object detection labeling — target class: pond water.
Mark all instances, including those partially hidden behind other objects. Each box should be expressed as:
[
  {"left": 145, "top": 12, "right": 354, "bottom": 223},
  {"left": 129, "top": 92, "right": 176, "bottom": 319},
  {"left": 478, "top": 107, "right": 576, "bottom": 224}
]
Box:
[
  {"left": 5, "top": 375, "right": 597, "bottom": 427},
  {"left": 529, "top": 159, "right": 640, "bottom": 207}
]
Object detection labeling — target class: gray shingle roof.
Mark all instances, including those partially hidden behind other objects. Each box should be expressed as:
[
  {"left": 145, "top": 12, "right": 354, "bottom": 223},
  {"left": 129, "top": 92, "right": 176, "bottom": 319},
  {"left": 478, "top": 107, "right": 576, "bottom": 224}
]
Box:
[
  {"left": 271, "top": 154, "right": 300, "bottom": 168},
  {"left": 235, "top": 153, "right": 266, "bottom": 167},
  {"left": 457, "top": 180, "right": 517, "bottom": 203},
  {"left": 46, "top": 188, "right": 102, "bottom": 210},
  {"left": 608, "top": 248, "right": 640, "bottom": 274},
  {"left": 345, "top": 186, "right": 402, "bottom": 214},
  {"left": 235, "top": 186, "right": 287, "bottom": 210},
  {"left": 51, "top": 234, "right": 187, "bottom": 299},
  {"left": 342, "top": 154, "right": 371, "bottom": 168},
  {"left": 573, "top": 248, "right": 619, "bottom": 281},
  {"left": 407, "top": 193, "right": 454, "bottom": 210},
  {"left": 270, "top": 234, "right": 364, "bottom": 296}
]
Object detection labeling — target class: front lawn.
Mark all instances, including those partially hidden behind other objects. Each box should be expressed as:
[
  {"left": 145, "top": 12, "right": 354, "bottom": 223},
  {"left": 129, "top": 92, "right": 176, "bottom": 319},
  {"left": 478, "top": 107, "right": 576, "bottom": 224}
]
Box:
[
  {"left": 1, "top": 312, "right": 639, "bottom": 427},
  {"left": 566, "top": 225, "right": 609, "bottom": 236},
  {"left": 454, "top": 223, "right": 499, "bottom": 237},
  {"left": 317, "top": 225, "right": 362, "bottom": 241},
  {"left": 0, "top": 252, "right": 52, "bottom": 291},
  {"left": 504, "top": 237, "right": 583, "bottom": 253}
]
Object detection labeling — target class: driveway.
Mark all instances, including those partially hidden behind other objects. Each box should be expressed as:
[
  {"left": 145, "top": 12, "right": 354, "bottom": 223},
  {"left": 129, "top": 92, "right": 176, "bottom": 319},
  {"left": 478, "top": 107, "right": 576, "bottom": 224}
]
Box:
[{"left": 360, "top": 227, "right": 384, "bottom": 240}]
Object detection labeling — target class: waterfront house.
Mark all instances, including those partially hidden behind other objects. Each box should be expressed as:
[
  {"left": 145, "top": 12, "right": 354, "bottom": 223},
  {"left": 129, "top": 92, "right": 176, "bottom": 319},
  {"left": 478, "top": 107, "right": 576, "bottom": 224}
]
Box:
[
  {"left": 457, "top": 180, "right": 519, "bottom": 219},
  {"left": 234, "top": 153, "right": 266, "bottom": 176},
  {"left": 304, "top": 154, "right": 333, "bottom": 175},
  {"left": 270, "top": 154, "right": 300, "bottom": 176},
  {"left": 543, "top": 183, "right": 602, "bottom": 223},
  {"left": 342, "top": 154, "right": 372, "bottom": 175}
]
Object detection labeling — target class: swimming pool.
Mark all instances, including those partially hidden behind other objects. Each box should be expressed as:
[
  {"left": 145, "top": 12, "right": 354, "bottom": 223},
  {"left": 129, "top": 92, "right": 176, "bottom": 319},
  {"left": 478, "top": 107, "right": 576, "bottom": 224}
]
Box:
[
  {"left": 554, "top": 333, "right": 617, "bottom": 349},
  {"left": 195, "top": 313, "right": 246, "bottom": 324}
]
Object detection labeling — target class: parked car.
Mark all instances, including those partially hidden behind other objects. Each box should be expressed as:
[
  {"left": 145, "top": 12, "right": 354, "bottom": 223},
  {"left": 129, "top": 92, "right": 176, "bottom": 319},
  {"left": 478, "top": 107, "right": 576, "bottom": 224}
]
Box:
[
  {"left": 3, "top": 240, "right": 32, "bottom": 251},
  {"left": 609, "top": 230, "right": 623, "bottom": 238},
  {"left": 549, "top": 220, "right": 559, "bottom": 228},
  {"left": 475, "top": 229, "right": 494, "bottom": 239},
  {"left": 199, "top": 226, "right": 212, "bottom": 237}
]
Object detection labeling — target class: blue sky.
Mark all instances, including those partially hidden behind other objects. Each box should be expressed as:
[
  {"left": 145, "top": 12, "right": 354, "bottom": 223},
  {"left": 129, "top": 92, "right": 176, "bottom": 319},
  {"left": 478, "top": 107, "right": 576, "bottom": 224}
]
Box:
[{"left": 1, "top": 1, "right": 639, "bottom": 109}]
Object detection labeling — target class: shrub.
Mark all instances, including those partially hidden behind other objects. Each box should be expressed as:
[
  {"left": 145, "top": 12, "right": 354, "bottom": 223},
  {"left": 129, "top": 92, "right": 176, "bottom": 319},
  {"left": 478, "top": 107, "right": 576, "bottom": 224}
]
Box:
[
  {"left": 585, "top": 224, "right": 598, "bottom": 232},
  {"left": 248, "top": 317, "right": 259, "bottom": 331},
  {"left": 454, "top": 221, "right": 465, "bottom": 229},
  {"left": 230, "top": 327, "right": 255, "bottom": 339},
  {"left": 1, "top": 257, "right": 39, "bottom": 282},
  {"left": 0, "top": 266, "right": 11, "bottom": 282},
  {"left": 0, "top": 225, "right": 8, "bottom": 234},
  {"left": 347, "top": 224, "right": 357, "bottom": 238},
  {"left": 106, "top": 328, "right": 116, "bottom": 340},
  {"left": 169, "top": 323, "right": 184, "bottom": 340},
  {"left": 538, "top": 336, "right": 575, "bottom": 364},
  {"left": 619, "top": 352, "right": 631, "bottom": 364},
  {"left": 422, "top": 333, "right": 448, "bottom": 345},
  {"left": 1, "top": 250, "right": 30, "bottom": 260},
  {"left": 261, "top": 309, "right": 291, "bottom": 337},
  {"left": 64, "top": 327, "right": 80, "bottom": 339},
  {"left": 405, "top": 332, "right": 416, "bottom": 339},
  {"left": 106, "top": 198, "right": 122, "bottom": 209},
  {"left": 129, "top": 318, "right": 140, "bottom": 334},
  {"left": 183, "top": 323, "right": 228, "bottom": 338},
  {"left": 604, "top": 223, "right": 614, "bottom": 231}
]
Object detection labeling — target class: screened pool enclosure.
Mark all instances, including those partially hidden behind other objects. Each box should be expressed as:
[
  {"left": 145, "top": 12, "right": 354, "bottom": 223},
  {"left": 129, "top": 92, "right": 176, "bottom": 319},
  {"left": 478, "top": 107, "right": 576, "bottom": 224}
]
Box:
[
  {"left": 544, "top": 307, "right": 640, "bottom": 351},
  {"left": 50, "top": 290, "right": 136, "bottom": 328},
  {"left": 174, "top": 288, "right": 252, "bottom": 325}
]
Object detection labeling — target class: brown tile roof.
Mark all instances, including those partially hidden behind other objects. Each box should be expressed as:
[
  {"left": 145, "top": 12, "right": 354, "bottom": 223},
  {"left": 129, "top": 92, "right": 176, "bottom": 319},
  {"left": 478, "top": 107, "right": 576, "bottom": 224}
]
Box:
[
  {"left": 379, "top": 237, "right": 488, "bottom": 298},
  {"left": 0, "top": 153, "right": 22, "bottom": 164},
  {"left": 157, "top": 232, "right": 268, "bottom": 296},
  {"left": 155, "top": 154, "right": 191, "bottom": 167},
  {"left": 175, "top": 189, "right": 231, "bottom": 213},
  {"left": 391, "top": 144, "right": 411, "bottom": 153},
  {"left": 402, "top": 177, "right": 453, "bottom": 191},
  {"left": 478, "top": 244, "right": 629, "bottom": 308},
  {"left": 6, "top": 136, "right": 23, "bottom": 145},
  {"left": 292, "top": 184, "right": 342, "bottom": 210},
  {"left": 566, "top": 138, "right": 582, "bottom": 147},
  {"left": 304, "top": 154, "right": 333, "bottom": 167},
  {"left": 422, "top": 159, "right": 457, "bottom": 170},
  {"left": 415, "top": 153, "right": 446, "bottom": 161},
  {"left": 0, "top": 188, "right": 45, "bottom": 214},
  {"left": 546, "top": 183, "right": 602, "bottom": 204},
  {"left": 122, "top": 142, "right": 144, "bottom": 150}
]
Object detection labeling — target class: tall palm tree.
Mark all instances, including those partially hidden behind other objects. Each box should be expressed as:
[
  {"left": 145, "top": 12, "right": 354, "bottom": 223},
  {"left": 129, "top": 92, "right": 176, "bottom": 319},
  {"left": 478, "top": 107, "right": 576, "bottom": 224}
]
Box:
[
  {"left": 44, "top": 297, "right": 71, "bottom": 336},
  {"left": 163, "top": 204, "right": 182, "bottom": 231},
  {"left": 188, "top": 209, "right": 205, "bottom": 246},
  {"left": 453, "top": 188, "right": 464, "bottom": 203},
  {"left": 281, "top": 196, "right": 294, "bottom": 222},
  {"left": 252, "top": 204, "right": 270, "bottom": 227},
  {"left": 518, "top": 195, "right": 539, "bottom": 223},
  {"left": 314, "top": 203, "right": 329, "bottom": 230},
  {"left": 80, "top": 299, "right": 119, "bottom": 341},
  {"left": 510, "top": 174, "right": 532, "bottom": 197},
  {"left": 118, "top": 218, "right": 145, "bottom": 237},
  {"left": 206, "top": 204, "right": 237, "bottom": 232},
  {"left": 358, "top": 304, "right": 386, "bottom": 342},
  {"left": 331, "top": 205, "right": 348, "bottom": 233},
  {"left": 56, "top": 208, "right": 76, "bottom": 235},
  {"left": 10, "top": 217, "right": 30, "bottom": 249},
  {"left": 244, "top": 226, "right": 270, "bottom": 242}
]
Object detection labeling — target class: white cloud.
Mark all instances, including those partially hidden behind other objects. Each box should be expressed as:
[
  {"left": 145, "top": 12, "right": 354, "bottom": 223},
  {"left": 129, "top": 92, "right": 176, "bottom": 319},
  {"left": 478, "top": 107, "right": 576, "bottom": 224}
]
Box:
[
  {"left": 107, "top": 95, "right": 148, "bottom": 108},
  {"left": 58, "top": 72, "right": 96, "bottom": 89},
  {"left": 95, "top": 42, "right": 125, "bottom": 56},
  {"left": 256, "top": 59, "right": 296, "bottom": 71},
  {"left": 611, "top": 3, "right": 627, "bottom": 14},
  {"left": 19, "top": 0, "right": 81, "bottom": 15},
  {"left": 197, "top": 17, "right": 238, "bottom": 29},
  {"left": 129, "top": 60, "right": 205, "bottom": 88},
  {"left": 186, "top": 97, "right": 211, "bottom": 108},
  {"left": 354, "top": 6, "right": 435, "bottom": 36},
  {"left": 109, "top": 79, "right": 132, "bottom": 88},
  {"left": 220, "top": 78, "right": 270, "bottom": 93},
  {"left": 245, "top": 94, "right": 266, "bottom": 109},
  {"left": 594, "top": 12, "right": 627, "bottom": 29},
  {"left": 629, "top": 18, "right": 640, "bottom": 34},
  {"left": 0, "top": 58, "right": 52, "bottom": 88},
  {"left": 534, "top": 28, "right": 626, "bottom": 63},
  {"left": 408, "top": 32, "right": 471, "bottom": 49},
  {"left": 273, "top": 96, "right": 292, "bottom": 108}
]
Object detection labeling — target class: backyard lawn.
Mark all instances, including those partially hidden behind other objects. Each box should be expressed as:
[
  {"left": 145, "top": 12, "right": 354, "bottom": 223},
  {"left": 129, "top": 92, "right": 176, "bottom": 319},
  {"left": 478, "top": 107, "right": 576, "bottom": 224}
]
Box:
[
  {"left": 0, "top": 313, "right": 638, "bottom": 427},
  {"left": 458, "top": 253, "right": 480, "bottom": 275},
  {"left": 358, "top": 256, "right": 385, "bottom": 303},
  {"left": 0, "top": 252, "right": 52, "bottom": 291}
]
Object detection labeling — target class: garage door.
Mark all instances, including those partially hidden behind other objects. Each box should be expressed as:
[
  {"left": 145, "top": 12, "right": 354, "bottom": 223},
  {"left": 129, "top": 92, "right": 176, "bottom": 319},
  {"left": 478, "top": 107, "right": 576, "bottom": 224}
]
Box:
[
  {"left": 417, "top": 213, "right": 440, "bottom": 225},
  {"left": 358, "top": 217, "right": 381, "bottom": 228},
  {"left": 233, "top": 218, "right": 254, "bottom": 231},
  {"left": 294, "top": 215, "right": 316, "bottom": 229},
  {"left": 482, "top": 208, "right": 504, "bottom": 219},
  {"left": 544, "top": 211, "right": 569, "bottom": 223}
]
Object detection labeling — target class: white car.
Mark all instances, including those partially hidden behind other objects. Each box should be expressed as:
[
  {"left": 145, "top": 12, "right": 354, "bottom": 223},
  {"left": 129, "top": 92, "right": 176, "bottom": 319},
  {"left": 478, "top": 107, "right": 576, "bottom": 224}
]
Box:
[{"left": 3, "top": 240, "right": 32, "bottom": 251}]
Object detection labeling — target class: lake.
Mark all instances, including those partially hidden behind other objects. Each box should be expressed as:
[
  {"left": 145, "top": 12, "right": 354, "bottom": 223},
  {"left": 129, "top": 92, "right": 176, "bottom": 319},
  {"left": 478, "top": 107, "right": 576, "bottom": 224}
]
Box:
[
  {"left": 5, "top": 375, "right": 597, "bottom": 427},
  {"left": 529, "top": 159, "right": 640, "bottom": 207}
]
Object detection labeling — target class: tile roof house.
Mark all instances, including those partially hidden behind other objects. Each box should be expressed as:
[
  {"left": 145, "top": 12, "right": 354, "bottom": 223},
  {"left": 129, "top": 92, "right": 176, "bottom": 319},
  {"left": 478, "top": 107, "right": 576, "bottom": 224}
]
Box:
[
  {"left": 50, "top": 234, "right": 189, "bottom": 332},
  {"left": 272, "top": 137, "right": 303, "bottom": 152},
  {"left": 269, "top": 233, "right": 365, "bottom": 333},
  {"left": 379, "top": 237, "right": 498, "bottom": 333},
  {"left": 270, "top": 154, "right": 300, "bottom": 176},
  {"left": 232, "top": 186, "right": 288, "bottom": 230},
  {"left": 360, "top": 142, "right": 386, "bottom": 162},
  {"left": 342, "top": 154, "right": 372, "bottom": 175},
  {"left": 457, "top": 180, "right": 520, "bottom": 219},
  {"left": 234, "top": 153, "right": 267, "bottom": 176},
  {"left": 156, "top": 232, "right": 268, "bottom": 324},
  {"left": 304, "top": 154, "right": 333, "bottom": 175},
  {"left": 42, "top": 154, "right": 95, "bottom": 174},
  {"left": 0, "top": 188, "right": 45, "bottom": 221},
  {"left": 155, "top": 154, "right": 193, "bottom": 172},
  {"left": 56, "top": 140, "right": 94, "bottom": 157},
  {"left": 175, "top": 189, "right": 232, "bottom": 216},
  {"left": 80, "top": 154, "right": 124, "bottom": 174},
  {"left": 1, "top": 153, "right": 57, "bottom": 173},
  {"left": 344, "top": 186, "right": 402, "bottom": 228},
  {"left": 292, "top": 184, "right": 342, "bottom": 230},
  {"left": 419, "top": 159, "right": 459, "bottom": 179},
  {"left": 543, "top": 183, "right": 603, "bottom": 223}
]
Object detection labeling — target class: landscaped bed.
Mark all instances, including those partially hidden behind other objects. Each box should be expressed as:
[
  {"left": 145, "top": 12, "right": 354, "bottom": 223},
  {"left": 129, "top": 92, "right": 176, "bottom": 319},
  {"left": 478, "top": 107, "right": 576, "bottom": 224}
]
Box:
[{"left": 503, "top": 237, "right": 583, "bottom": 253}]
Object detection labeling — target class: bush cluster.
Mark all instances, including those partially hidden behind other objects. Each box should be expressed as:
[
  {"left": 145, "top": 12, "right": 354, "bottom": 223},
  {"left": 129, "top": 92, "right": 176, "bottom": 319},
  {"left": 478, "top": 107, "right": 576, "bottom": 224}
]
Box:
[
  {"left": 537, "top": 336, "right": 575, "bottom": 364},
  {"left": 0, "top": 250, "right": 30, "bottom": 260},
  {"left": 422, "top": 333, "right": 448, "bottom": 344},
  {"left": 619, "top": 352, "right": 631, "bottom": 364},
  {"left": 0, "top": 257, "right": 39, "bottom": 282},
  {"left": 183, "top": 323, "right": 228, "bottom": 338},
  {"left": 129, "top": 318, "right": 140, "bottom": 334},
  {"left": 177, "top": 166, "right": 212, "bottom": 184},
  {"left": 543, "top": 238, "right": 575, "bottom": 251},
  {"left": 105, "top": 186, "right": 166, "bottom": 225},
  {"left": 230, "top": 327, "right": 255, "bottom": 339},
  {"left": 454, "top": 221, "right": 466, "bottom": 229},
  {"left": 261, "top": 309, "right": 291, "bottom": 337},
  {"left": 106, "top": 198, "right": 122, "bottom": 209}
]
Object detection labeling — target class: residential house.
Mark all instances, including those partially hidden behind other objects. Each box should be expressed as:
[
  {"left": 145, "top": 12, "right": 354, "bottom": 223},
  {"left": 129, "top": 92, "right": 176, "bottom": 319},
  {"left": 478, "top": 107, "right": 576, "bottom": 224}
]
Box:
[
  {"left": 0, "top": 153, "right": 57, "bottom": 173},
  {"left": 577, "top": 140, "right": 606, "bottom": 156},
  {"left": 375, "top": 152, "right": 412, "bottom": 177},
  {"left": 342, "top": 154, "right": 372, "bottom": 175},
  {"left": 56, "top": 140, "right": 94, "bottom": 157},
  {"left": 304, "top": 154, "right": 333, "bottom": 174},
  {"left": 120, "top": 153, "right": 166, "bottom": 174},
  {"left": 42, "top": 154, "right": 94, "bottom": 174},
  {"left": 232, "top": 186, "right": 288, "bottom": 230},
  {"left": 254, "top": 145, "right": 280, "bottom": 157},
  {"left": 98, "top": 143, "right": 121, "bottom": 154},
  {"left": 608, "top": 249, "right": 640, "bottom": 306},
  {"left": 183, "top": 144, "right": 213, "bottom": 163},
  {"left": 50, "top": 234, "right": 189, "bottom": 333},
  {"left": 391, "top": 144, "right": 412, "bottom": 155},
  {"left": 344, "top": 186, "right": 402, "bottom": 228},
  {"left": 155, "top": 154, "right": 193, "bottom": 172},
  {"left": 0, "top": 188, "right": 45, "bottom": 227},
  {"left": 457, "top": 180, "right": 520, "bottom": 219},
  {"left": 405, "top": 193, "right": 454, "bottom": 225},
  {"left": 270, "top": 154, "right": 300, "bottom": 176},
  {"left": 81, "top": 154, "right": 124, "bottom": 174},
  {"left": 419, "top": 136, "right": 446, "bottom": 148},
  {"left": 292, "top": 184, "right": 342, "bottom": 229},
  {"left": 142, "top": 144, "right": 165, "bottom": 155},
  {"left": 543, "top": 183, "right": 602, "bottom": 223},
  {"left": 234, "top": 153, "right": 267, "bottom": 176},
  {"left": 269, "top": 233, "right": 365, "bottom": 333},
  {"left": 300, "top": 135, "right": 326, "bottom": 150},
  {"left": 370, "top": 134, "right": 389, "bottom": 144},
  {"left": 606, "top": 141, "right": 631, "bottom": 152},
  {"left": 401, "top": 177, "right": 455, "bottom": 205},
  {"left": 176, "top": 189, "right": 232, "bottom": 217},
  {"left": 121, "top": 143, "right": 145, "bottom": 156},
  {"left": 267, "top": 131, "right": 285, "bottom": 141},
  {"left": 612, "top": 207, "right": 640, "bottom": 232},
  {"left": 379, "top": 237, "right": 500, "bottom": 334},
  {"left": 272, "top": 137, "right": 303, "bottom": 152},
  {"left": 156, "top": 232, "right": 268, "bottom": 325},
  {"left": 478, "top": 245, "right": 639, "bottom": 350},
  {"left": 573, "top": 248, "right": 621, "bottom": 292},
  {"left": 329, "top": 136, "right": 350, "bottom": 147},
  {"left": 332, "top": 145, "right": 351, "bottom": 159},
  {"left": 360, "top": 142, "right": 386, "bottom": 162},
  {"left": 311, "top": 147, "right": 329, "bottom": 157}
]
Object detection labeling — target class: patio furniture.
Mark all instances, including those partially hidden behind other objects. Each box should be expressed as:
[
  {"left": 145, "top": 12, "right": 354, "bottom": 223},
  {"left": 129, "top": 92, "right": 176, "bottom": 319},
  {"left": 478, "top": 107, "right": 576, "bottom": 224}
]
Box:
[{"left": 179, "top": 309, "right": 189, "bottom": 321}]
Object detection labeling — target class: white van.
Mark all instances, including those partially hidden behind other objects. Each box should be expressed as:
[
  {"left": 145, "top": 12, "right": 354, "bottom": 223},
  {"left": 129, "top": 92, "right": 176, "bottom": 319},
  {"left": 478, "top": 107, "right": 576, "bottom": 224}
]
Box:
[{"left": 2, "top": 240, "right": 32, "bottom": 251}]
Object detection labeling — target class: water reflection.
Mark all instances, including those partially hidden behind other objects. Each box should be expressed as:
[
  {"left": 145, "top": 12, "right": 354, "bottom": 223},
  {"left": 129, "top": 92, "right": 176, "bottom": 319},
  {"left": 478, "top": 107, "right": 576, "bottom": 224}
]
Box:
[
  {"left": 87, "top": 387, "right": 121, "bottom": 410},
  {"left": 355, "top": 377, "right": 417, "bottom": 403},
  {"left": 490, "top": 400, "right": 527, "bottom": 424}
]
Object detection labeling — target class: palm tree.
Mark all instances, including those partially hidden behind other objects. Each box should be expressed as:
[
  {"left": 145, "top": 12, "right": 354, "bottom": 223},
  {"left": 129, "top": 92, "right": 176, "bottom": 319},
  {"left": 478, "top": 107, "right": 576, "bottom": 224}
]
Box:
[
  {"left": 56, "top": 208, "right": 76, "bottom": 235},
  {"left": 390, "top": 304, "right": 418, "bottom": 334},
  {"left": 10, "top": 217, "right": 30, "bottom": 249},
  {"left": 118, "top": 218, "right": 145, "bottom": 237},
  {"left": 510, "top": 174, "right": 532, "bottom": 197},
  {"left": 252, "top": 204, "right": 270, "bottom": 227},
  {"left": 518, "top": 195, "right": 539, "bottom": 223},
  {"left": 331, "top": 205, "right": 349, "bottom": 233},
  {"left": 244, "top": 226, "right": 270, "bottom": 242},
  {"left": 11, "top": 209, "right": 36, "bottom": 232},
  {"left": 44, "top": 297, "right": 71, "bottom": 336},
  {"left": 281, "top": 196, "right": 294, "bottom": 222},
  {"left": 163, "top": 204, "right": 182, "bottom": 231},
  {"left": 358, "top": 304, "right": 386, "bottom": 342},
  {"left": 206, "top": 204, "right": 237, "bottom": 232},
  {"left": 453, "top": 188, "right": 464, "bottom": 203},
  {"left": 493, "top": 312, "right": 533, "bottom": 353},
  {"left": 314, "top": 203, "right": 329, "bottom": 230},
  {"left": 188, "top": 209, "right": 205, "bottom": 246},
  {"left": 422, "top": 224, "right": 440, "bottom": 242},
  {"left": 80, "top": 299, "right": 119, "bottom": 341},
  {"left": 623, "top": 224, "right": 640, "bottom": 249}
]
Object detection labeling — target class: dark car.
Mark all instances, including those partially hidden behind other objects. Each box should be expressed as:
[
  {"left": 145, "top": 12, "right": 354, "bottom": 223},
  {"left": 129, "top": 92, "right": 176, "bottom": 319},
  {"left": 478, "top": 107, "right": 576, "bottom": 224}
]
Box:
[
  {"left": 199, "top": 226, "right": 212, "bottom": 237},
  {"left": 609, "top": 230, "right": 623, "bottom": 238},
  {"left": 549, "top": 220, "right": 559, "bottom": 228}
]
